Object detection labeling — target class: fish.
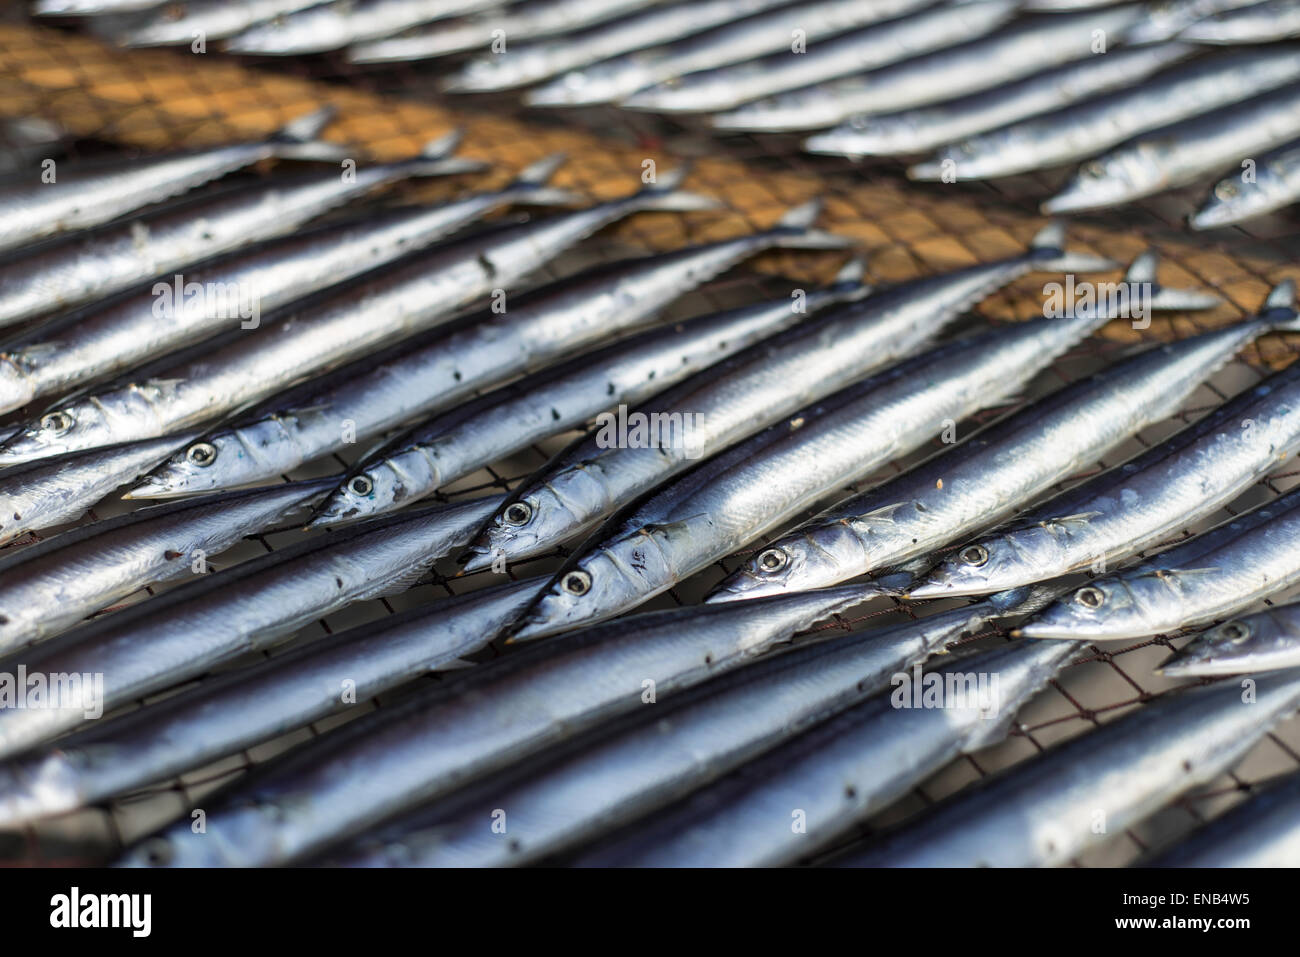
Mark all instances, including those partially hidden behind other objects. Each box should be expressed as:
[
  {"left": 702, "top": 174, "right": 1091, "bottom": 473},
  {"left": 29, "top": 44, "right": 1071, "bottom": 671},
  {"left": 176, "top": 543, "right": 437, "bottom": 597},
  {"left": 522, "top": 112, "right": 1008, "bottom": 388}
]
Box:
[
  {"left": 1144, "top": 769, "right": 1300, "bottom": 867},
  {"left": 805, "top": 43, "right": 1195, "bottom": 159},
  {"left": 0, "top": 169, "right": 716, "bottom": 465},
  {"left": 307, "top": 262, "right": 866, "bottom": 527},
  {"left": 0, "top": 152, "right": 568, "bottom": 416},
  {"left": 1017, "top": 485, "right": 1300, "bottom": 642},
  {"left": 33, "top": 0, "right": 181, "bottom": 15},
  {"left": 0, "top": 479, "right": 334, "bottom": 656},
  {"left": 128, "top": 227, "right": 864, "bottom": 500},
  {"left": 581, "top": 0, "right": 1015, "bottom": 113},
  {"left": 576, "top": 625, "right": 1078, "bottom": 867},
  {"left": 1179, "top": 0, "right": 1300, "bottom": 44},
  {"left": 711, "top": 5, "right": 1148, "bottom": 132},
  {"left": 460, "top": 223, "right": 1114, "bottom": 573},
  {"left": 0, "top": 433, "right": 201, "bottom": 548},
  {"left": 1044, "top": 80, "right": 1300, "bottom": 213},
  {"left": 912, "top": 330, "right": 1300, "bottom": 599},
  {"left": 511, "top": 255, "right": 1213, "bottom": 639},
  {"left": 712, "top": 285, "right": 1300, "bottom": 607},
  {"left": 348, "top": 0, "right": 666, "bottom": 63},
  {"left": 441, "top": 0, "right": 793, "bottom": 92},
  {"left": 0, "top": 131, "right": 481, "bottom": 329},
  {"left": 117, "top": 587, "right": 991, "bottom": 867},
  {"left": 1159, "top": 599, "right": 1300, "bottom": 677},
  {"left": 909, "top": 47, "right": 1300, "bottom": 181},
  {"left": 0, "top": 106, "right": 342, "bottom": 254},
  {"left": 114, "top": 0, "right": 331, "bottom": 46},
  {"left": 0, "top": 577, "right": 541, "bottom": 829},
  {"left": 0, "top": 117, "right": 66, "bottom": 177},
  {"left": 1125, "top": 0, "right": 1265, "bottom": 44},
  {"left": 0, "top": 495, "right": 500, "bottom": 760},
  {"left": 223, "top": 0, "right": 503, "bottom": 54},
  {"left": 1192, "top": 138, "right": 1300, "bottom": 228},
  {"left": 836, "top": 668, "right": 1300, "bottom": 867}
]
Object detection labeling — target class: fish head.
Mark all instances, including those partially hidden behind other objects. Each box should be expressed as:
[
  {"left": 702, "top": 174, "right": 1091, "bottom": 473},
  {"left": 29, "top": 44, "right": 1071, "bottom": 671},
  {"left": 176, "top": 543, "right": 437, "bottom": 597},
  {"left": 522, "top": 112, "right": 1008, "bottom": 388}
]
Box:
[
  {"left": 0, "top": 353, "right": 39, "bottom": 415},
  {"left": 1016, "top": 576, "right": 1161, "bottom": 641},
  {"left": 1043, "top": 144, "right": 1168, "bottom": 214},
  {"left": 707, "top": 524, "right": 863, "bottom": 603},
  {"left": 308, "top": 463, "right": 406, "bottom": 528},
  {"left": 1191, "top": 166, "right": 1286, "bottom": 230},
  {"left": 909, "top": 527, "right": 1070, "bottom": 600},
  {"left": 460, "top": 468, "right": 601, "bottom": 572},
  {"left": 0, "top": 402, "right": 115, "bottom": 465},
  {"left": 1159, "top": 613, "right": 1292, "bottom": 678},
  {"left": 127, "top": 433, "right": 248, "bottom": 498}
]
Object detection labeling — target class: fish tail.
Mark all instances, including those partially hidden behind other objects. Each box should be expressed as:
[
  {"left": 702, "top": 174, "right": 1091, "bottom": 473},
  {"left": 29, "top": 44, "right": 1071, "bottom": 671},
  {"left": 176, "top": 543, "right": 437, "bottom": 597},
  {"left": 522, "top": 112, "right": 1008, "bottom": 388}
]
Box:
[
  {"left": 1028, "top": 221, "right": 1118, "bottom": 273},
  {"left": 1124, "top": 250, "right": 1222, "bottom": 312},
  {"left": 629, "top": 164, "right": 722, "bottom": 212},
  {"left": 1262, "top": 279, "right": 1300, "bottom": 331},
  {"left": 399, "top": 128, "right": 487, "bottom": 177},
  {"left": 502, "top": 153, "right": 582, "bottom": 206},
  {"left": 825, "top": 256, "right": 873, "bottom": 302},
  {"left": 265, "top": 105, "right": 350, "bottom": 162},
  {"left": 767, "top": 198, "right": 853, "bottom": 250}
]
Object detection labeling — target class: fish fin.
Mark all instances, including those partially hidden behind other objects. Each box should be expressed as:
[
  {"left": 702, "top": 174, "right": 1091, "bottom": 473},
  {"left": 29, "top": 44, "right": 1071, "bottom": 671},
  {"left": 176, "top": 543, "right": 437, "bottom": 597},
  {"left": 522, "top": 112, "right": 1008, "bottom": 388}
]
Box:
[
  {"left": 356, "top": 562, "right": 434, "bottom": 601},
  {"left": 767, "top": 198, "right": 852, "bottom": 250},
  {"left": 631, "top": 164, "right": 722, "bottom": 213},
  {"left": 849, "top": 501, "right": 907, "bottom": 527},
  {"left": 1029, "top": 220, "right": 1117, "bottom": 273},
  {"left": 1043, "top": 510, "right": 1104, "bottom": 529},
  {"left": 499, "top": 153, "right": 581, "bottom": 206},
  {"left": 1122, "top": 250, "right": 1221, "bottom": 311},
  {"left": 827, "top": 256, "right": 873, "bottom": 301},
  {"left": 265, "top": 105, "right": 349, "bottom": 162},
  {"left": 402, "top": 128, "right": 486, "bottom": 176}
]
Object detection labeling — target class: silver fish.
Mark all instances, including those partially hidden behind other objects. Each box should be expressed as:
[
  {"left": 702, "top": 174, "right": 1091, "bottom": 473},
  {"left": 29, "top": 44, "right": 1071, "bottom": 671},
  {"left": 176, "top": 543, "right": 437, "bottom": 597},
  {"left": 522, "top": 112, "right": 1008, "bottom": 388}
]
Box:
[
  {"left": 531, "top": 0, "right": 985, "bottom": 110},
  {"left": 838, "top": 669, "right": 1300, "bottom": 867},
  {"left": 348, "top": 0, "right": 666, "bottom": 63},
  {"left": 0, "top": 479, "right": 333, "bottom": 656},
  {"left": 511, "top": 256, "right": 1212, "bottom": 639},
  {"left": 442, "top": 0, "right": 792, "bottom": 92},
  {"left": 118, "top": 587, "right": 984, "bottom": 867},
  {"left": 460, "top": 223, "right": 1114, "bottom": 573},
  {"left": 1145, "top": 770, "right": 1300, "bottom": 867},
  {"left": 0, "top": 152, "right": 567, "bottom": 417},
  {"left": 1160, "top": 600, "right": 1300, "bottom": 677},
  {"left": 115, "top": 0, "right": 329, "bottom": 45},
  {"left": 0, "top": 170, "right": 715, "bottom": 465},
  {"left": 1192, "top": 137, "right": 1300, "bottom": 228},
  {"left": 0, "top": 433, "right": 200, "bottom": 548},
  {"left": 328, "top": 602, "right": 1009, "bottom": 867},
  {"left": 912, "top": 324, "right": 1300, "bottom": 599},
  {"left": 0, "top": 577, "right": 540, "bottom": 829},
  {"left": 224, "top": 0, "right": 503, "bottom": 54},
  {"left": 711, "top": 5, "right": 1148, "bottom": 132},
  {"left": 0, "top": 106, "right": 342, "bottom": 254},
  {"left": 0, "top": 133, "right": 481, "bottom": 329},
  {"left": 806, "top": 43, "right": 1195, "bottom": 159},
  {"left": 33, "top": 0, "right": 180, "bottom": 15},
  {"left": 910, "top": 47, "right": 1300, "bottom": 181},
  {"left": 1018, "top": 486, "right": 1300, "bottom": 641},
  {"left": 0, "top": 117, "right": 66, "bottom": 177},
  {"left": 1125, "top": 0, "right": 1265, "bottom": 44},
  {"left": 0, "top": 495, "right": 500, "bottom": 760},
  {"left": 713, "top": 290, "right": 1300, "bottom": 607},
  {"left": 1180, "top": 0, "right": 1300, "bottom": 43},
  {"left": 1044, "top": 79, "right": 1300, "bottom": 213},
  {"left": 308, "top": 262, "right": 865, "bottom": 526},
  {"left": 577, "top": 631, "right": 1077, "bottom": 867},
  {"left": 129, "top": 222, "right": 862, "bottom": 500}
]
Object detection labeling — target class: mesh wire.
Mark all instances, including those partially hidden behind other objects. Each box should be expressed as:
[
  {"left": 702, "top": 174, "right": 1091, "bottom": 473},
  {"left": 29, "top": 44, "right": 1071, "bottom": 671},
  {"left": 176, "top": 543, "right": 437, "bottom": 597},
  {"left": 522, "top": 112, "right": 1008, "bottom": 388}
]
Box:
[{"left": 0, "top": 12, "right": 1299, "bottom": 866}]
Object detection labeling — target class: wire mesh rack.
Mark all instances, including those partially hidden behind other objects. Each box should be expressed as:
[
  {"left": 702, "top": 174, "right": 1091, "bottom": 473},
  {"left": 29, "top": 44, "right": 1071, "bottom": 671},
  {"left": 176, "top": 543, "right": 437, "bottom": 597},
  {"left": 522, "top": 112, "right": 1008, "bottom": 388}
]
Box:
[{"left": 2, "top": 9, "right": 1300, "bottom": 867}]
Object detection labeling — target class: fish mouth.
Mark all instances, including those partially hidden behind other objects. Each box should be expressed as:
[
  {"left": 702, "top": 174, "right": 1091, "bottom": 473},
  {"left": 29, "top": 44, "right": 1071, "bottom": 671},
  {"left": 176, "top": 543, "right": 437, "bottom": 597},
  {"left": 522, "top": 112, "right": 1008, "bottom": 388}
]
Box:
[
  {"left": 121, "top": 474, "right": 183, "bottom": 499},
  {"left": 456, "top": 544, "right": 496, "bottom": 573},
  {"left": 902, "top": 577, "right": 962, "bottom": 600},
  {"left": 1188, "top": 203, "right": 1242, "bottom": 231}
]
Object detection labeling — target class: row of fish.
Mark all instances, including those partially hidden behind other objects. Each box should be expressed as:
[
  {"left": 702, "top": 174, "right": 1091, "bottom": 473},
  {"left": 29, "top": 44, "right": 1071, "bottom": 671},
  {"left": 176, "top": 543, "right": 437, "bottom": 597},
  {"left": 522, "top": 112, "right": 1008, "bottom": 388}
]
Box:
[{"left": 1, "top": 109, "right": 1299, "bottom": 867}]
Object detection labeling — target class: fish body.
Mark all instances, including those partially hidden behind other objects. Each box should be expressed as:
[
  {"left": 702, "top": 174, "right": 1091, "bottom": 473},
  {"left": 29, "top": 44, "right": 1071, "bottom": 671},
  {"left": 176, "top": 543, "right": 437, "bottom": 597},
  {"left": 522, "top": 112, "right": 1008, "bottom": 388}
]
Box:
[
  {"left": 116, "top": 0, "right": 329, "bottom": 45},
  {"left": 711, "top": 5, "right": 1147, "bottom": 131},
  {"left": 1193, "top": 138, "right": 1300, "bottom": 228},
  {"left": 1180, "top": 0, "right": 1300, "bottom": 43},
  {"left": 0, "top": 578, "right": 539, "bottom": 828},
  {"left": 910, "top": 47, "right": 1300, "bottom": 180},
  {"left": 0, "top": 496, "right": 499, "bottom": 760},
  {"left": 0, "top": 107, "right": 341, "bottom": 253},
  {"left": 1045, "top": 79, "right": 1300, "bottom": 213},
  {"left": 0, "top": 173, "right": 714, "bottom": 464},
  {"left": 461, "top": 224, "right": 1113, "bottom": 572},
  {"left": 115, "top": 584, "right": 892, "bottom": 866},
  {"left": 1125, "top": 0, "right": 1265, "bottom": 44},
  {"left": 1145, "top": 770, "right": 1300, "bottom": 866},
  {"left": 913, "top": 357, "right": 1300, "bottom": 599},
  {"left": 806, "top": 42, "right": 1195, "bottom": 158},
  {"left": 224, "top": 0, "right": 502, "bottom": 53},
  {"left": 609, "top": 0, "right": 1016, "bottom": 114},
  {"left": 0, "top": 479, "right": 332, "bottom": 655},
  {"left": 838, "top": 669, "right": 1300, "bottom": 867},
  {"left": 130, "top": 227, "right": 861, "bottom": 500}
]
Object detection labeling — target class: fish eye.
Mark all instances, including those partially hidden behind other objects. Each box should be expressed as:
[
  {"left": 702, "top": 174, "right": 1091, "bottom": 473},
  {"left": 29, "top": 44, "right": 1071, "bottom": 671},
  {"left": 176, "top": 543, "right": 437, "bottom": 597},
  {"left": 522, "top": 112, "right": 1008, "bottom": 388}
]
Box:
[
  {"left": 1219, "top": 620, "right": 1252, "bottom": 643},
  {"left": 40, "top": 411, "right": 74, "bottom": 435},
  {"left": 959, "top": 142, "right": 975, "bottom": 156},
  {"left": 186, "top": 442, "right": 217, "bottom": 467},
  {"left": 1074, "top": 586, "right": 1106, "bottom": 609},
  {"left": 959, "top": 544, "right": 989, "bottom": 567},
  {"left": 1081, "top": 161, "right": 1105, "bottom": 179},
  {"left": 140, "top": 837, "right": 174, "bottom": 867},
  {"left": 1215, "top": 181, "right": 1240, "bottom": 200},
  {"left": 757, "top": 548, "right": 788, "bottom": 573},
  {"left": 348, "top": 475, "right": 374, "bottom": 497},
  {"left": 561, "top": 570, "right": 592, "bottom": 596},
  {"left": 503, "top": 502, "right": 533, "bottom": 526}
]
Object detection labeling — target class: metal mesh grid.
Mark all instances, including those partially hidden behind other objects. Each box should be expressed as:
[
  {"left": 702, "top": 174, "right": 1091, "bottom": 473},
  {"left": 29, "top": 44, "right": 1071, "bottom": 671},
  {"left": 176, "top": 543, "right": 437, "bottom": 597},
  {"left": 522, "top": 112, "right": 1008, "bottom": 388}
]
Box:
[{"left": 1, "top": 13, "right": 1300, "bottom": 866}]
